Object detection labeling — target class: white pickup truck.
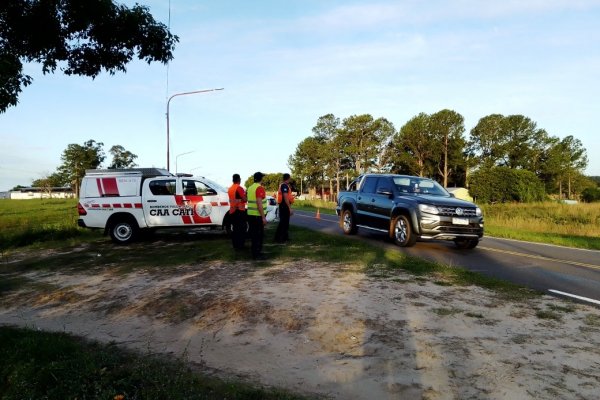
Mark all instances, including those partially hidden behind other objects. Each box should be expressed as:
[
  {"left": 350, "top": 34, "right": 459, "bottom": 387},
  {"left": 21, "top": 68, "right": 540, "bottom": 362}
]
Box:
[{"left": 77, "top": 168, "right": 277, "bottom": 244}]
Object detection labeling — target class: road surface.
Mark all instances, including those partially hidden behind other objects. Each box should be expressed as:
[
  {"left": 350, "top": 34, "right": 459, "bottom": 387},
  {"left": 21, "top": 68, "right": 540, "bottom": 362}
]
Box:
[{"left": 291, "top": 210, "right": 600, "bottom": 306}]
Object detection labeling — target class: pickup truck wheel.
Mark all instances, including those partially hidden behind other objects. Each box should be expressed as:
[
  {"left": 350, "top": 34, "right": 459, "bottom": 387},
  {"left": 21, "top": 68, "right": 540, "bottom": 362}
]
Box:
[
  {"left": 341, "top": 209, "right": 358, "bottom": 235},
  {"left": 454, "top": 238, "right": 479, "bottom": 249},
  {"left": 109, "top": 218, "right": 139, "bottom": 244},
  {"left": 391, "top": 215, "right": 417, "bottom": 247}
]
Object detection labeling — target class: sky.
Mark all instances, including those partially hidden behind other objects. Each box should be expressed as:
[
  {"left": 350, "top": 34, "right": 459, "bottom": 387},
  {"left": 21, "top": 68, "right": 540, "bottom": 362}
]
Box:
[{"left": 2, "top": 0, "right": 600, "bottom": 192}]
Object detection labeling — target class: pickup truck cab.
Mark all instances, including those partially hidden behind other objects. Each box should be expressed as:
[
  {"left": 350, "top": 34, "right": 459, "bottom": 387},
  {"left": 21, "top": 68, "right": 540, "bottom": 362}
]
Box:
[
  {"left": 336, "top": 174, "right": 484, "bottom": 249},
  {"left": 77, "top": 168, "right": 276, "bottom": 244}
]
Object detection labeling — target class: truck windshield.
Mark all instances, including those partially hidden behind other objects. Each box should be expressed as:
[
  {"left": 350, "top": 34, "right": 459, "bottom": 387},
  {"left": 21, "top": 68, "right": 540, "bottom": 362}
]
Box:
[{"left": 393, "top": 177, "right": 449, "bottom": 196}]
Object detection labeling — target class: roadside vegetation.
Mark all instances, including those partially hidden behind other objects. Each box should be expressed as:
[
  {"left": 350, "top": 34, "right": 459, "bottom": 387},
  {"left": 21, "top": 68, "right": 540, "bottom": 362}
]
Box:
[{"left": 0, "top": 325, "right": 306, "bottom": 400}]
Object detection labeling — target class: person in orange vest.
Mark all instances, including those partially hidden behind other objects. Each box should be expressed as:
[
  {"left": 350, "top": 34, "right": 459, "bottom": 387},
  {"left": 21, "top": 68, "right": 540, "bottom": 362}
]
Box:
[
  {"left": 274, "top": 173, "right": 294, "bottom": 243},
  {"left": 227, "top": 173, "right": 247, "bottom": 250}
]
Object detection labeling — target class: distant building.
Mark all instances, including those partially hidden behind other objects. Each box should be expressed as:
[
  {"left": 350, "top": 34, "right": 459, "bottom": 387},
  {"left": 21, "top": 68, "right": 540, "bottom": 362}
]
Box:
[
  {"left": 446, "top": 187, "right": 473, "bottom": 202},
  {"left": 0, "top": 191, "right": 9, "bottom": 199},
  {"left": 9, "top": 187, "right": 75, "bottom": 200}
]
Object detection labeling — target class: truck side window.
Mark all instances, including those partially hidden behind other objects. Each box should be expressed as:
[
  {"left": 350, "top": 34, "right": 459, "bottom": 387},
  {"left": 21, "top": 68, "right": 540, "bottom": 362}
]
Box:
[
  {"left": 361, "top": 177, "right": 378, "bottom": 194},
  {"left": 149, "top": 180, "right": 176, "bottom": 196},
  {"left": 182, "top": 180, "right": 198, "bottom": 196},
  {"left": 184, "top": 180, "right": 217, "bottom": 196}
]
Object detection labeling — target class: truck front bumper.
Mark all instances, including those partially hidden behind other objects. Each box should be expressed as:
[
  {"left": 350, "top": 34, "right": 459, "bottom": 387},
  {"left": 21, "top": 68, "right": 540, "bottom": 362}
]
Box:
[{"left": 419, "top": 215, "right": 484, "bottom": 240}]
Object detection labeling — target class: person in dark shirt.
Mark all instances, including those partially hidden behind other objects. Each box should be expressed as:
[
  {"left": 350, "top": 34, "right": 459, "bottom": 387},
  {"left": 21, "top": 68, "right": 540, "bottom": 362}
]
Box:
[{"left": 274, "top": 173, "right": 294, "bottom": 243}]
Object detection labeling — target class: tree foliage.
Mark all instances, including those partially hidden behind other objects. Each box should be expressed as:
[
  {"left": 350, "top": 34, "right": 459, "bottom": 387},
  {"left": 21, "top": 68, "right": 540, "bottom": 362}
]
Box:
[
  {"left": 57, "top": 139, "right": 105, "bottom": 196},
  {"left": 469, "top": 167, "right": 546, "bottom": 203},
  {"left": 0, "top": 0, "right": 178, "bottom": 112},
  {"left": 339, "top": 114, "right": 395, "bottom": 174},
  {"left": 108, "top": 145, "right": 138, "bottom": 169}
]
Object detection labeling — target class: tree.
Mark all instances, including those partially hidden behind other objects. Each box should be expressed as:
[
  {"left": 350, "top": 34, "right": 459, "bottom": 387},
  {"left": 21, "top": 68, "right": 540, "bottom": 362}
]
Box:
[
  {"left": 429, "top": 109, "right": 466, "bottom": 187},
  {"left": 288, "top": 136, "right": 328, "bottom": 196},
  {"left": 339, "top": 114, "right": 395, "bottom": 174},
  {"left": 388, "top": 113, "right": 436, "bottom": 177},
  {"left": 108, "top": 145, "right": 138, "bottom": 169},
  {"left": 57, "top": 139, "right": 105, "bottom": 196},
  {"left": 0, "top": 0, "right": 178, "bottom": 112},
  {"left": 466, "top": 114, "right": 509, "bottom": 169},
  {"left": 467, "top": 114, "right": 550, "bottom": 172},
  {"left": 542, "top": 135, "right": 588, "bottom": 199}
]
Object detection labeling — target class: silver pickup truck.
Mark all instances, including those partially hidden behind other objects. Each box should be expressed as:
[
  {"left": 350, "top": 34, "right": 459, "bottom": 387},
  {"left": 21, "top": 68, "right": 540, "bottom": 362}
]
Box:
[{"left": 336, "top": 173, "right": 484, "bottom": 249}]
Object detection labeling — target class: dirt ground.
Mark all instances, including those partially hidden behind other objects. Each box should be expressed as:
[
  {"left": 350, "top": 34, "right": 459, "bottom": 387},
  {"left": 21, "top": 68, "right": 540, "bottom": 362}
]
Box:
[{"left": 1, "top": 245, "right": 600, "bottom": 400}]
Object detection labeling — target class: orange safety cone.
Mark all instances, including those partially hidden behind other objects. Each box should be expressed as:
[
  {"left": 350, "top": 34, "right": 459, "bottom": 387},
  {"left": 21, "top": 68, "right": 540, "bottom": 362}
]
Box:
[{"left": 315, "top": 208, "right": 321, "bottom": 220}]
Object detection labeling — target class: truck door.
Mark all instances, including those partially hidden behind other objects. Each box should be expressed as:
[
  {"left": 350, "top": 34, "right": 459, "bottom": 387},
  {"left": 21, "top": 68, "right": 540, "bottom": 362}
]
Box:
[
  {"left": 144, "top": 178, "right": 180, "bottom": 226},
  {"left": 357, "top": 176, "right": 378, "bottom": 226},
  {"left": 372, "top": 177, "right": 394, "bottom": 230},
  {"left": 176, "top": 179, "right": 228, "bottom": 227}
]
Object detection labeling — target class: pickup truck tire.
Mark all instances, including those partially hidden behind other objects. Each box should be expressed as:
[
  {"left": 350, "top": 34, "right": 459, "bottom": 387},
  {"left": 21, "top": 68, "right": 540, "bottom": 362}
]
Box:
[
  {"left": 391, "top": 215, "right": 417, "bottom": 247},
  {"left": 454, "top": 238, "right": 479, "bottom": 249},
  {"left": 341, "top": 209, "right": 358, "bottom": 235},
  {"left": 108, "top": 217, "right": 139, "bottom": 245}
]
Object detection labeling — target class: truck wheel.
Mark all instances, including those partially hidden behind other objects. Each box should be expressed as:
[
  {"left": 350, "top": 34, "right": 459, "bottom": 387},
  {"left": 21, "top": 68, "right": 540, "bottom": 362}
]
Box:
[
  {"left": 391, "top": 215, "right": 417, "bottom": 247},
  {"left": 341, "top": 209, "right": 358, "bottom": 235},
  {"left": 454, "top": 238, "right": 479, "bottom": 249},
  {"left": 109, "top": 218, "right": 139, "bottom": 244}
]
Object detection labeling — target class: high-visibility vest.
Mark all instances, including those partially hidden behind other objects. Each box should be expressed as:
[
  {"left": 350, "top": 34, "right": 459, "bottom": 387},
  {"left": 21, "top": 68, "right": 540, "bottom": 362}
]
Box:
[
  {"left": 228, "top": 183, "right": 246, "bottom": 213},
  {"left": 277, "top": 183, "right": 295, "bottom": 204},
  {"left": 247, "top": 183, "right": 267, "bottom": 216}
]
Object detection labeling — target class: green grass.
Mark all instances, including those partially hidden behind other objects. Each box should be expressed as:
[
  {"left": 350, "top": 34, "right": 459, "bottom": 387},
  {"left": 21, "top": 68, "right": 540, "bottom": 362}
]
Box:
[
  {"left": 0, "top": 325, "right": 308, "bottom": 400},
  {"left": 480, "top": 202, "right": 600, "bottom": 250},
  {"left": 0, "top": 198, "right": 100, "bottom": 251}
]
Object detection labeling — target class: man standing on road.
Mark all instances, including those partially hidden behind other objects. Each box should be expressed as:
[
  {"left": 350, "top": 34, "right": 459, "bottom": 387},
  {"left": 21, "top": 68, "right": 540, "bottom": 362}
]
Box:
[
  {"left": 227, "top": 173, "right": 247, "bottom": 250},
  {"left": 274, "top": 173, "right": 294, "bottom": 243},
  {"left": 246, "top": 172, "right": 268, "bottom": 260}
]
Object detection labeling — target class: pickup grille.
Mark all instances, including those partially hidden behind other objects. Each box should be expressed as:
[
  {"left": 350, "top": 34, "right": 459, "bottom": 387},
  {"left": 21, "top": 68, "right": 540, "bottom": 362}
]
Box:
[
  {"left": 437, "top": 206, "right": 478, "bottom": 217},
  {"left": 436, "top": 223, "right": 482, "bottom": 234}
]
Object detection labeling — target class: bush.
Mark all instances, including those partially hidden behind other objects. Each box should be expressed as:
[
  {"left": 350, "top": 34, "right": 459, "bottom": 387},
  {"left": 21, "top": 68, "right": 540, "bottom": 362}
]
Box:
[
  {"left": 469, "top": 167, "right": 546, "bottom": 203},
  {"left": 582, "top": 187, "right": 600, "bottom": 203}
]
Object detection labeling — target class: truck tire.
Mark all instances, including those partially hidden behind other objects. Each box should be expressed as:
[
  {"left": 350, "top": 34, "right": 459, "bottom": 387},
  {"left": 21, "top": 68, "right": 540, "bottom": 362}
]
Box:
[
  {"left": 341, "top": 209, "right": 358, "bottom": 235},
  {"left": 108, "top": 217, "right": 139, "bottom": 244},
  {"left": 454, "top": 238, "right": 479, "bottom": 249},
  {"left": 391, "top": 215, "right": 417, "bottom": 247}
]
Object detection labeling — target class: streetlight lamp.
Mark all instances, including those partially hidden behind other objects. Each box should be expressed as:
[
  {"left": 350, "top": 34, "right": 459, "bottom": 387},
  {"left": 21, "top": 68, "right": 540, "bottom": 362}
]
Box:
[
  {"left": 166, "top": 88, "right": 224, "bottom": 171},
  {"left": 175, "top": 151, "right": 195, "bottom": 174}
]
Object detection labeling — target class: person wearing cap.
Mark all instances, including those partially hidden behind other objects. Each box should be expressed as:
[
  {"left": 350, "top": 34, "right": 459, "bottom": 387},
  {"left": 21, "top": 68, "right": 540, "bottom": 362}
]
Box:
[
  {"left": 246, "top": 172, "right": 268, "bottom": 260},
  {"left": 227, "top": 173, "right": 247, "bottom": 250},
  {"left": 274, "top": 172, "right": 294, "bottom": 243}
]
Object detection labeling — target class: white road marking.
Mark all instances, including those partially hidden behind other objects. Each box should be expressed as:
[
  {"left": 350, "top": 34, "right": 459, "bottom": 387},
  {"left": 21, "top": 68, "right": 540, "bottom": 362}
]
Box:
[{"left": 548, "top": 289, "right": 600, "bottom": 306}]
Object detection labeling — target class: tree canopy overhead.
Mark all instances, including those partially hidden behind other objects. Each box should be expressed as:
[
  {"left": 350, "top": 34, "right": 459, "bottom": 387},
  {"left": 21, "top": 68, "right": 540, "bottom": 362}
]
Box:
[{"left": 0, "top": 0, "right": 178, "bottom": 112}]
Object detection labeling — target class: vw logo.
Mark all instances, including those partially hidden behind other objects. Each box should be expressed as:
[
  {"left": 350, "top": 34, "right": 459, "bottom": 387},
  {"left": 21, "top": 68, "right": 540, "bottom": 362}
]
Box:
[{"left": 455, "top": 207, "right": 464, "bottom": 216}]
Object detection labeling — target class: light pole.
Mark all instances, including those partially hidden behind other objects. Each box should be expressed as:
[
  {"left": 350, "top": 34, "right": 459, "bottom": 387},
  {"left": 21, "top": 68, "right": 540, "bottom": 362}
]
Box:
[
  {"left": 175, "top": 151, "right": 195, "bottom": 174},
  {"left": 166, "top": 88, "right": 224, "bottom": 171}
]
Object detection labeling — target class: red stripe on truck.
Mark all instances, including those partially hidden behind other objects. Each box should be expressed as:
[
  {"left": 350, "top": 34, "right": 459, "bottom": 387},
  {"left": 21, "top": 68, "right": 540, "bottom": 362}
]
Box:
[{"left": 101, "top": 178, "right": 119, "bottom": 196}]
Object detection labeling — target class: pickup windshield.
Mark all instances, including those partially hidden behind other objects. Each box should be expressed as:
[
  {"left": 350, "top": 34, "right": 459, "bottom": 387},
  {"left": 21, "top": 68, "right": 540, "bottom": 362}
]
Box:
[{"left": 392, "top": 177, "right": 449, "bottom": 196}]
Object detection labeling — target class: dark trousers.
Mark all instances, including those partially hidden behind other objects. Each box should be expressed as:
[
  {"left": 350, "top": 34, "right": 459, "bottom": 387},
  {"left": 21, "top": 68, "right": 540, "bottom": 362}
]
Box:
[
  {"left": 230, "top": 210, "right": 247, "bottom": 249},
  {"left": 274, "top": 204, "right": 290, "bottom": 242},
  {"left": 247, "top": 215, "right": 264, "bottom": 258}
]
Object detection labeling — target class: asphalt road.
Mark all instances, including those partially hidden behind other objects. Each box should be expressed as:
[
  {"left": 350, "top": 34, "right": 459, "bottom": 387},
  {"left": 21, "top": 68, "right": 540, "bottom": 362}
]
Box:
[{"left": 290, "top": 210, "right": 600, "bottom": 306}]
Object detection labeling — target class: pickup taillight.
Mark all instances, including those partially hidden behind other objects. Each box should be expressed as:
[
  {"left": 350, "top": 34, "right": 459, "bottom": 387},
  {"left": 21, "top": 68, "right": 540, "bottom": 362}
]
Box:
[{"left": 77, "top": 202, "right": 87, "bottom": 216}]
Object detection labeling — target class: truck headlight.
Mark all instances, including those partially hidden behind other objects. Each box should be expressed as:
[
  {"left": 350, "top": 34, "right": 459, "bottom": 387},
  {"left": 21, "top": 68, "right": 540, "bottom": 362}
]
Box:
[
  {"left": 475, "top": 207, "right": 482, "bottom": 216},
  {"left": 418, "top": 204, "right": 439, "bottom": 215}
]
